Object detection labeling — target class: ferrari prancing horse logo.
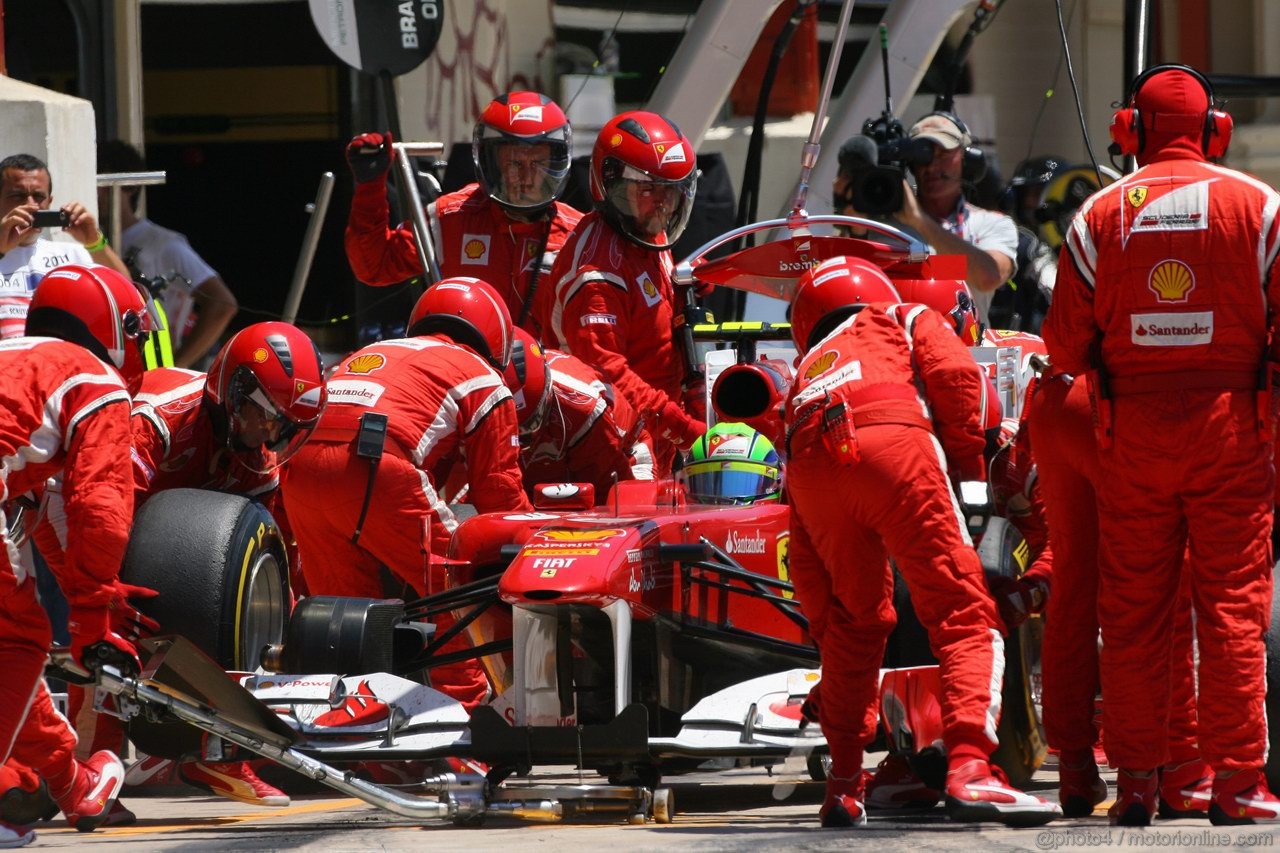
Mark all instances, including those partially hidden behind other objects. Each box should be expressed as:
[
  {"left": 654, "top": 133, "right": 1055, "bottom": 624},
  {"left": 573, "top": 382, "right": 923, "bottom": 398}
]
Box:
[{"left": 1127, "top": 186, "right": 1148, "bottom": 207}]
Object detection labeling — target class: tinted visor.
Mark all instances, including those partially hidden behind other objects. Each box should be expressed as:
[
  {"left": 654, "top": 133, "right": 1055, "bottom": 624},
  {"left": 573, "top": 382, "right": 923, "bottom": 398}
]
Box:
[
  {"left": 681, "top": 460, "right": 781, "bottom": 505},
  {"left": 228, "top": 372, "right": 319, "bottom": 474},
  {"left": 606, "top": 164, "right": 697, "bottom": 249},
  {"left": 476, "top": 134, "right": 571, "bottom": 211}
]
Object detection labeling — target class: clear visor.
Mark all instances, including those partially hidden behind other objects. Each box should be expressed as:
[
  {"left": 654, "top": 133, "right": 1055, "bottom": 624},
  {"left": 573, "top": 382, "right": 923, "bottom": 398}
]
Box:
[
  {"left": 678, "top": 459, "right": 781, "bottom": 505},
  {"left": 606, "top": 164, "right": 698, "bottom": 249},
  {"left": 517, "top": 378, "right": 554, "bottom": 440},
  {"left": 476, "top": 133, "right": 571, "bottom": 211},
  {"left": 229, "top": 376, "right": 319, "bottom": 474}
]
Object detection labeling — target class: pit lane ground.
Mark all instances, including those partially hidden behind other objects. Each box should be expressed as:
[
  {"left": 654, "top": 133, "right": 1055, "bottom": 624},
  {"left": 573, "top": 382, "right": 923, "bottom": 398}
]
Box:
[{"left": 23, "top": 757, "right": 1280, "bottom": 852}]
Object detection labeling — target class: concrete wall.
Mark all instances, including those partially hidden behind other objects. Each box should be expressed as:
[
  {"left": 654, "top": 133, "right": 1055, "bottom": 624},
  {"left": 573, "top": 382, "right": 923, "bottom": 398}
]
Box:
[{"left": 0, "top": 76, "right": 101, "bottom": 233}]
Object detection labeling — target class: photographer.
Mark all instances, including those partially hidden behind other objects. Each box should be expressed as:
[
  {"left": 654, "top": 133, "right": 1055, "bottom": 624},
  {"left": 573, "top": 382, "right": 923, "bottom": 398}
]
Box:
[{"left": 834, "top": 114, "right": 1016, "bottom": 329}]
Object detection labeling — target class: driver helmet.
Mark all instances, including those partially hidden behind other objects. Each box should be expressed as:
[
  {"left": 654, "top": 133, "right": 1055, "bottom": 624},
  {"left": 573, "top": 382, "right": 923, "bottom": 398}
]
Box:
[
  {"left": 473, "top": 91, "right": 572, "bottom": 215},
  {"left": 26, "top": 263, "right": 153, "bottom": 394},
  {"left": 590, "top": 110, "right": 698, "bottom": 250},
  {"left": 204, "top": 321, "right": 328, "bottom": 473},
  {"left": 677, "top": 422, "right": 782, "bottom": 506}
]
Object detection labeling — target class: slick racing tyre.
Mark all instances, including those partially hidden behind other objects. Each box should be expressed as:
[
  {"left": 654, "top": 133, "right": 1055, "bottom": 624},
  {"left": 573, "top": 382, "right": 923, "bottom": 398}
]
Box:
[{"left": 121, "top": 489, "right": 290, "bottom": 671}]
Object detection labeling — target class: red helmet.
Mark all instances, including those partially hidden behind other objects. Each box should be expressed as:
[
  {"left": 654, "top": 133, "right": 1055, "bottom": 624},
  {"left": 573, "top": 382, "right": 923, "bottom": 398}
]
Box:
[
  {"left": 590, "top": 110, "right": 698, "bottom": 250},
  {"left": 893, "top": 277, "right": 981, "bottom": 345},
  {"left": 407, "top": 277, "right": 514, "bottom": 370},
  {"left": 790, "top": 256, "right": 900, "bottom": 355},
  {"left": 204, "top": 321, "right": 327, "bottom": 472},
  {"left": 501, "top": 327, "right": 552, "bottom": 436},
  {"left": 473, "top": 91, "right": 572, "bottom": 215},
  {"left": 26, "top": 263, "right": 151, "bottom": 393}
]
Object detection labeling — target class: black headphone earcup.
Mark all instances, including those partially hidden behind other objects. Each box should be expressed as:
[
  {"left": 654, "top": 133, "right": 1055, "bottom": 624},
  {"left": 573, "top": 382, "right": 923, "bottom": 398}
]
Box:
[{"left": 962, "top": 146, "right": 987, "bottom": 184}]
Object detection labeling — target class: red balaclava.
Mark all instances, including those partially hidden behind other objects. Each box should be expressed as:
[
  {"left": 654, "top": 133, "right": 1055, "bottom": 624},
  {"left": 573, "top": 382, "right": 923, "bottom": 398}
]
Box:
[{"left": 1134, "top": 68, "right": 1210, "bottom": 165}]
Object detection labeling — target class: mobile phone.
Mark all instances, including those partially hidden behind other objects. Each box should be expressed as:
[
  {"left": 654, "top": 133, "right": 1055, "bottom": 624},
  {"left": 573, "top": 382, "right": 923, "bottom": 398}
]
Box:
[{"left": 31, "top": 209, "right": 70, "bottom": 228}]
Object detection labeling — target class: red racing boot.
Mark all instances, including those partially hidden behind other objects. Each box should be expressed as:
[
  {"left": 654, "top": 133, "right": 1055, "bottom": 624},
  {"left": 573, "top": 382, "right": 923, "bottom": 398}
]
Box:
[
  {"left": 50, "top": 751, "right": 126, "bottom": 833},
  {"left": 1109, "top": 769, "right": 1158, "bottom": 826},
  {"left": 865, "top": 754, "right": 942, "bottom": 810},
  {"left": 944, "top": 759, "right": 1060, "bottom": 826},
  {"left": 180, "top": 761, "right": 290, "bottom": 808},
  {"left": 1209, "top": 769, "right": 1280, "bottom": 825},
  {"left": 1058, "top": 758, "right": 1108, "bottom": 818},
  {"left": 819, "top": 772, "right": 868, "bottom": 828},
  {"left": 1157, "top": 758, "right": 1212, "bottom": 818}
]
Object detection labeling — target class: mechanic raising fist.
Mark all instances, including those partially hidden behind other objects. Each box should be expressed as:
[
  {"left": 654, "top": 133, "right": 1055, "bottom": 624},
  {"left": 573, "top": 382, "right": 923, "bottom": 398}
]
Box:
[{"left": 344, "top": 93, "right": 582, "bottom": 335}]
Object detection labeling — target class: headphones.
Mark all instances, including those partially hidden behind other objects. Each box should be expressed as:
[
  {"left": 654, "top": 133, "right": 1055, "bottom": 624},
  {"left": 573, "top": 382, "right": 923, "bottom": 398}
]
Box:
[
  {"left": 922, "top": 111, "right": 988, "bottom": 184},
  {"left": 1108, "top": 64, "right": 1232, "bottom": 157}
]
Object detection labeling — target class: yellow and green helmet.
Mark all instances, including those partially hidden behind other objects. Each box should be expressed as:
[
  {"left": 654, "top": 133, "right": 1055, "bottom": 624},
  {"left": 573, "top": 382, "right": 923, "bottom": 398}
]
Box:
[{"left": 677, "top": 422, "right": 782, "bottom": 505}]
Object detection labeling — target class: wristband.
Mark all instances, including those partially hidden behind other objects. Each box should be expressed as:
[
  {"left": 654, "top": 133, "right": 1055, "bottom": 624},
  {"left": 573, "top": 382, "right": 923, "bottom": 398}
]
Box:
[{"left": 83, "top": 232, "right": 108, "bottom": 252}]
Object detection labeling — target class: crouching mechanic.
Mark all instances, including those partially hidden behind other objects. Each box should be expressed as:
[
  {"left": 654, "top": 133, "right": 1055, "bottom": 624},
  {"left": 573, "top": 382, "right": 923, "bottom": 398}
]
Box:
[
  {"left": 503, "top": 328, "right": 654, "bottom": 500},
  {"left": 282, "top": 278, "right": 532, "bottom": 711},
  {"left": 57, "top": 321, "right": 326, "bottom": 812},
  {"left": 782, "top": 255, "right": 1060, "bottom": 828},
  {"left": 0, "top": 264, "right": 154, "bottom": 847}
]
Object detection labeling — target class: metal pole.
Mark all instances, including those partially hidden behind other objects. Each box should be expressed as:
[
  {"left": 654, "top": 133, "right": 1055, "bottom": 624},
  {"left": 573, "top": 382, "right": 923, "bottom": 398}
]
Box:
[
  {"left": 786, "top": 0, "right": 856, "bottom": 216},
  {"left": 393, "top": 141, "right": 445, "bottom": 285},
  {"left": 96, "top": 170, "right": 166, "bottom": 250},
  {"left": 282, "top": 172, "right": 335, "bottom": 326}
]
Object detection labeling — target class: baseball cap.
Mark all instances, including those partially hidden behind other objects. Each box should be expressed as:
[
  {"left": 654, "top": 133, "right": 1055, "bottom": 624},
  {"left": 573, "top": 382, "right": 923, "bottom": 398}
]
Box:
[{"left": 909, "top": 114, "right": 972, "bottom": 150}]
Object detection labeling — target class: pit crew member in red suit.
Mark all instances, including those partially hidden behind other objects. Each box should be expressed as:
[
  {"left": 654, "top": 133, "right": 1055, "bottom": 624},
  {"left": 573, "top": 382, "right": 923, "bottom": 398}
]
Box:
[
  {"left": 0, "top": 264, "right": 154, "bottom": 845},
  {"left": 783, "top": 255, "right": 1059, "bottom": 828},
  {"left": 344, "top": 92, "right": 582, "bottom": 333},
  {"left": 1044, "top": 64, "right": 1280, "bottom": 825},
  {"left": 281, "top": 278, "right": 532, "bottom": 711},
  {"left": 534, "top": 110, "right": 707, "bottom": 474},
  {"left": 502, "top": 328, "right": 654, "bottom": 500},
  {"left": 58, "top": 321, "right": 326, "bottom": 812}
]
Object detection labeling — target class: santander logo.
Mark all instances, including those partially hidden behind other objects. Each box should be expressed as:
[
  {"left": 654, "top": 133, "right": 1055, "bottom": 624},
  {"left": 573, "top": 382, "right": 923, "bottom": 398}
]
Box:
[{"left": 726, "top": 530, "right": 767, "bottom": 555}]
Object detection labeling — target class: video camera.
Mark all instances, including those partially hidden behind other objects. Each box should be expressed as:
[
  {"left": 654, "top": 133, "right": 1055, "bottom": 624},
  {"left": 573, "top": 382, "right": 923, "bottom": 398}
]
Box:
[{"left": 837, "top": 113, "right": 935, "bottom": 216}]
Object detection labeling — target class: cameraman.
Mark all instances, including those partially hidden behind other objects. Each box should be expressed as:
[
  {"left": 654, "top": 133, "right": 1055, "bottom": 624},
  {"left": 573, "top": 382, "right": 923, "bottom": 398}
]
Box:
[{"left": 835, "top": 114, "right": 1016, "bottom": 329}]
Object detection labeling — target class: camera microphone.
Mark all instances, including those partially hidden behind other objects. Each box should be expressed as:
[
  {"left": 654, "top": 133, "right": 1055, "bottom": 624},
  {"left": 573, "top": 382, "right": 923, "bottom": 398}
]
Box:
[{"left": 838, "top": 135, "right": 880, "bottom": 174}]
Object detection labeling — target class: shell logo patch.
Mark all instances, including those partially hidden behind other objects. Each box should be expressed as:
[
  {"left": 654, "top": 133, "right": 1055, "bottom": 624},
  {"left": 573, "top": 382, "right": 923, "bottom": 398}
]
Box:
[
  {"left": 510, "top": 104, "right": 543, "bottom": 124},
  {"left": 461, "top": 234, "right": 491, "bottom": 265},
  {"left": 346, "top": 353, "right": 386, "bottom": 374},
  {"left": 610, "top": 133, "right": 623, "bottom": 148},
  {"left": 535, "top": 528, "right": 625, "bottom": 542},
  {"left": 638, "top": 272, "right": 662, "bottom": 307},
  {"left": 1127, "top": 186, "right": 1148, "bottom": 207},
  {"left": 252, "top": 347, "right": 269, "bottom": 363},
  {"left": 1148, "top": 259, "right": 1194, "bottom": 303},
  {"left": 804, "top": 351, "right": 837, "bottom": 381}
]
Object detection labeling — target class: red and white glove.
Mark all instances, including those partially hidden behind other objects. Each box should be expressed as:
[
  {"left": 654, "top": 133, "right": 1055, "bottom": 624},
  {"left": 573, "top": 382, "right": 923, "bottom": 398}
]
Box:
[
  {"left": 657, "top": 400, "right": 707, "bottom": 450},
  {"left": 345, "top": 131, "right": 395, "bottom": 184},
  {"left": 988, "top": 576, "right": 1049, "bottom": 631},
  {"left": 109, "top": 581, "right": 161, "bottom": 644},
  {"left": 68, "top": 606, "right": 143, "bottom": 677}
]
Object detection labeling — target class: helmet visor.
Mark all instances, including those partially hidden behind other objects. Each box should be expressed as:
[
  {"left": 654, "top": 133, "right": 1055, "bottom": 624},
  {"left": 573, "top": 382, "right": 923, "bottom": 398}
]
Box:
[
  {"left": 605, "top": 164, "right": 698, "bottom": 249},
  {"left": 680, "top": 459, "right": 781, "bottom": 505},
  {"left": 476, "top": 132, "right": 571, "bottom": 211},
  {"left": 228, "top": 372, "right": 320, "bottom": 474}
]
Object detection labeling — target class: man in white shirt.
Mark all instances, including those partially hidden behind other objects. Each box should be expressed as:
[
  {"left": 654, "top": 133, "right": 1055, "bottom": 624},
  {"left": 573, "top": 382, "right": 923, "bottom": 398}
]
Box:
[{"left": 99, "top": 141, "right": 238, "bottom": 368}]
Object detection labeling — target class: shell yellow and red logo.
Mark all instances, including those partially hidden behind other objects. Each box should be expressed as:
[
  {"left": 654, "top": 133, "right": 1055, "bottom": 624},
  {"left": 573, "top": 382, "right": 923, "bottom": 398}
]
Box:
[
  {"left": 464, "top": 239, "right": 487, "bottom": 260},
  {"left": 610, "top": 133, "right": 623, "bottom": 148},
  {"left": 804, "top": 351, "right": 837, "bottom": 381},
  {"left": 1148, "top": 259, "right": 1194, "bottom": 303},
  {"left": 346, "top": 353, "right": 386, "bottom": 374},
  {"left": 642, "top": 277, "right": 658, "bottom": 299},
  {"left": 535, "top": 528, "right": 626, "bottom": 542},
  {"left": 252, "top": 347, "right": 269, "bottom": 364}
]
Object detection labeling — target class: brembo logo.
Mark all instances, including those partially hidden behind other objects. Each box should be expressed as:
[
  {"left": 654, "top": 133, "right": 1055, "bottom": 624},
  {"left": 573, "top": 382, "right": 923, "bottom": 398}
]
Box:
[
  {"left": 778, "top": 259, "right": 821, "bottom": 272},
  {"left": 726, "top": 530, "right": 767, "bottom": 555}
]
